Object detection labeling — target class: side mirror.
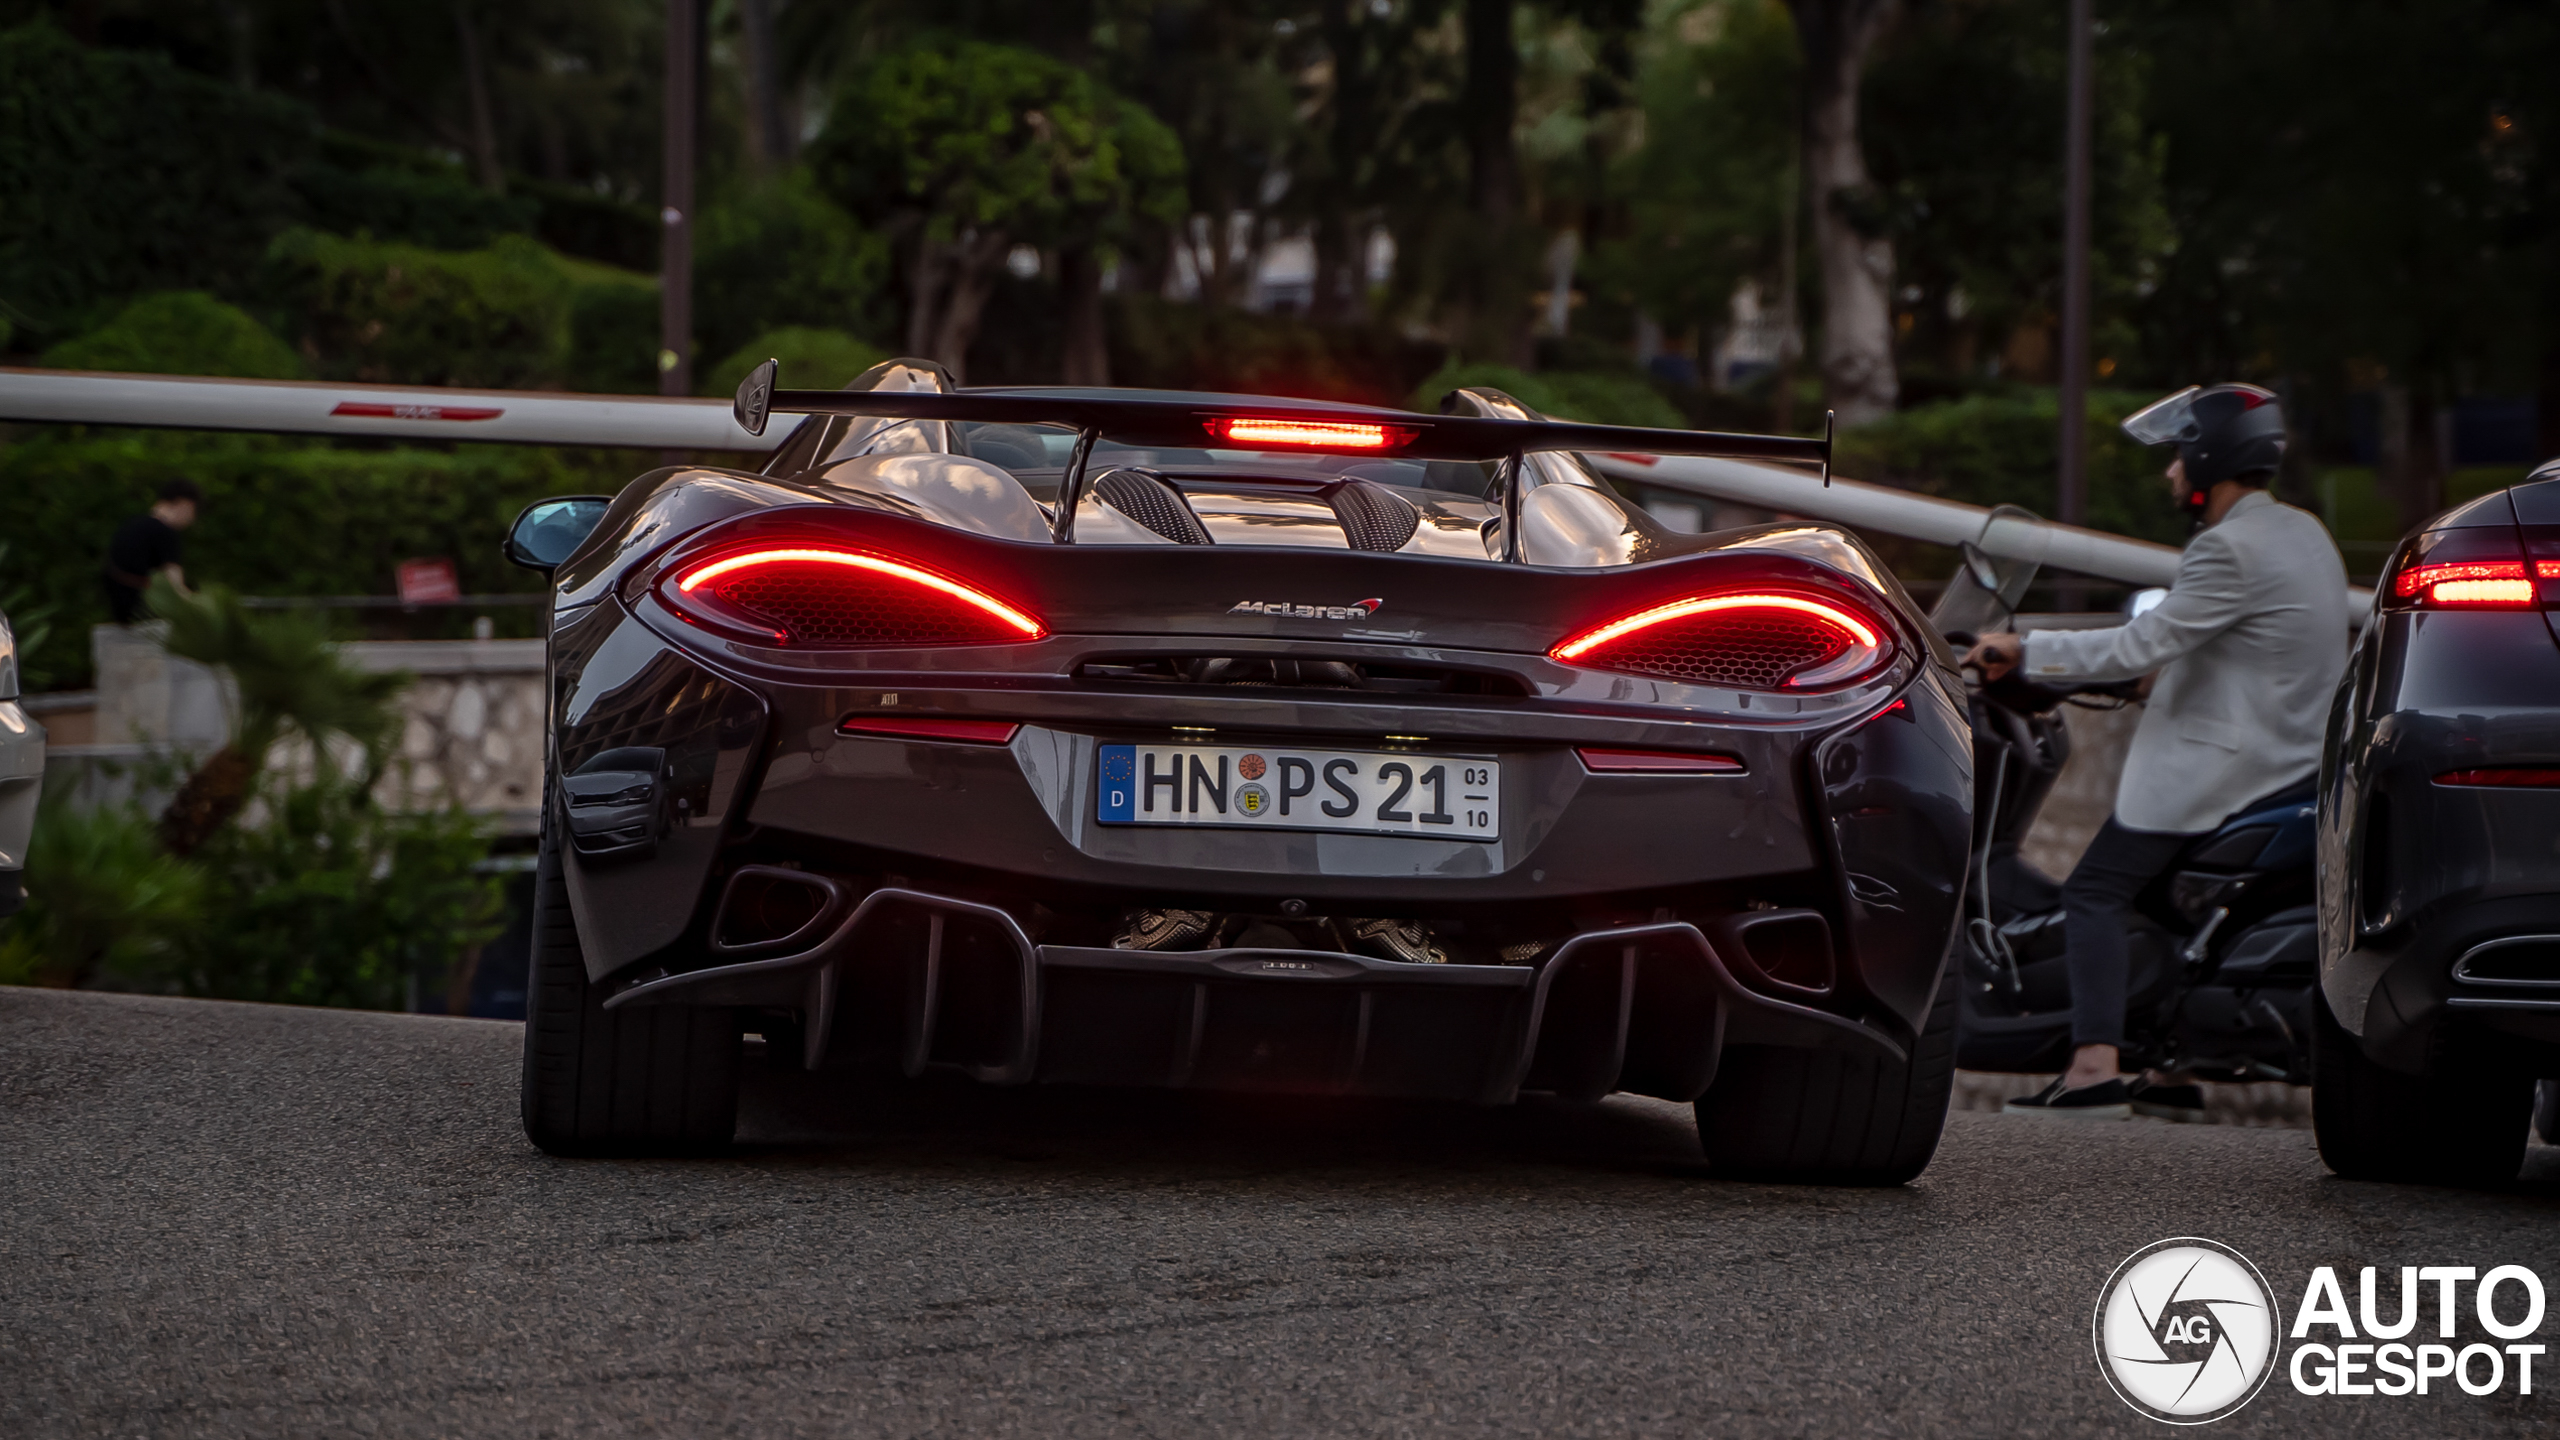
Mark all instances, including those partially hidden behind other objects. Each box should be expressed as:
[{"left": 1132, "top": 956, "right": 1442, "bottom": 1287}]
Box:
[
  {"left": 505, "top": 496, "right": 613, "bottom": 572},
  {"left": 2125, "top": 587, "right": 2169, "bottom": 619}
]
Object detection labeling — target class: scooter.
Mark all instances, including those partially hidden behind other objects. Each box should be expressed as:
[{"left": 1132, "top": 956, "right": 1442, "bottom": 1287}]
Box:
[{"left": 1929, "top": 527, "right": 2319, "bottom": 1084}]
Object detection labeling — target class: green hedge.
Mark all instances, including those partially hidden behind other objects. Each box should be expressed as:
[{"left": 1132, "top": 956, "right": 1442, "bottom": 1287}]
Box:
[
  {"left": 1106, "top": 295, "right": 1444, "bottom": 406},
  {"left": 0, "top": 431, "right": 644, "bottom": 688},
  {"left": 0, "top": 23, "right": 310, "bottom": 343},
  {"left": 703, "top": 327, "right": 889, "bottom": 399},
  {"left": 263, "top": 229, "right": 658, "bottom": 391},
  {"left": 1407, "top": 363, "right": 1688, "bottom": 429},
  {"left": 1835, "top": 389, "right": 2191, "bottom": 548},
  {"left": 695, "top": 172, "right": 892, "bottom": 370},
  {"left": 0, "top": 22, "right": 655, "bottom": 350},
  {"left": 38, "top": 291, "right": 307, "bottom": 380}
]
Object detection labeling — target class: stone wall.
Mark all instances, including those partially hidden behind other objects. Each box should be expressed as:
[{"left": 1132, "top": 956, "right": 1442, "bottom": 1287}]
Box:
[{"left": 53, "top": 626, "right": 544, "bottom": 833}]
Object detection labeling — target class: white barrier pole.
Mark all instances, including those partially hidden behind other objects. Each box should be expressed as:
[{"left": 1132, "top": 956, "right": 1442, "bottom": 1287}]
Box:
[
  {"left": 1587, "top": 450, "right": 2373, "bottom": 617},
  {"left": 0, "top": 368, "right": 792, "bottom": 452},
  {"left": 0, "top": 368, "right": 2370, "bottom": 614}
]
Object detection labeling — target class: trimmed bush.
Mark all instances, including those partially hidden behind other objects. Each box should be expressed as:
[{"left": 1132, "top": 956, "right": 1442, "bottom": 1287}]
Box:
[
  {"left": 566, "top": 278, "right": 663, "bottom": 394},
  {"left": 1408, "top": 363, "right": 1688, "bottom": 429},
  {"left": 39, "top": 291, "right": 307, "bottom": 379},
  {"left": 704, "top": 327, "right": 889, "bottom": 399},
  {"left": 0, "top": 431, "right": 641, "bottom": 688},
  {"left": 266, "top": 229, "right": 580, "bottom": 387}
]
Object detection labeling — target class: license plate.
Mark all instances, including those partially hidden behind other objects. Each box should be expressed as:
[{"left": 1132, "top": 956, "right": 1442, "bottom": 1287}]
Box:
[{"left": 1096, "top": 743, "right": 1500, "bottom": 841}]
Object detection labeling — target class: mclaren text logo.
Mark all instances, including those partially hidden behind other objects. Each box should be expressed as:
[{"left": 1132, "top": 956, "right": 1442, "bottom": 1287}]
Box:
[
  {"left": 2094, "top": 1238, "right": 2281, "bottom": 1424},
  {"left": 1228, "top": 597, "right": 1383, "bottom": 621}
]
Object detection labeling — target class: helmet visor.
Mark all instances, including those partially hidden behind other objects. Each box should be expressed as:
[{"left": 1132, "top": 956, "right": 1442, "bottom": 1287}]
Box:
[{"left": 2120, "top": 386, "right": 2204, "bottom": 446}]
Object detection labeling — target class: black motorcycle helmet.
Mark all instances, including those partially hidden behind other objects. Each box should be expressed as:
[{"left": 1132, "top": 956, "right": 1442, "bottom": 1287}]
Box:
[{"left": 2121, "top": 383, "right": 2287, "bottom": 517}]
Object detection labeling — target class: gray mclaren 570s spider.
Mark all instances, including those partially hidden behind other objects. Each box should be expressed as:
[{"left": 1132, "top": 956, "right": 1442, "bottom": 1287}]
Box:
[{"left": 505, "top": 358, "right": 1974, "bottom": 1184}]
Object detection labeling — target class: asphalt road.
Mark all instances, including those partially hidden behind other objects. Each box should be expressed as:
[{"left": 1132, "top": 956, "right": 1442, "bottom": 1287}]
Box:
[{"left": 4, "top": 988, "right": 2556, "bottom": 1438}]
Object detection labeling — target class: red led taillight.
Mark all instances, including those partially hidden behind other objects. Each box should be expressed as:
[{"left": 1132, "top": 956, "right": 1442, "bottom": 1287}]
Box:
[
  {"left": 1205, "top": 416, "right": 1417, "bottom": 451},
  {"left": 662, "top": 546, "right": 1045, "bottom": 647},
  {"left": 1575, "top": 748, "right": 1747, "bottom": 774},
  {"left": 1550, "top": 592, "right": 1892, "bottom": 690},
  {"left": 2437, "top": 768, "right": 2560, "bottom": 788},
  {"left": 2386, "top": 529, "right": 2552, "bottom": 610}
]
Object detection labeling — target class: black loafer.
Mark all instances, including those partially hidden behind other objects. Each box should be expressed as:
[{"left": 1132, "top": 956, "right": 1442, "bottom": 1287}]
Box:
[
  {"left": 2003, "top": 1076, "right": 2132, "bottom": 1120},
  {"left": 2129, "top": 1079, "right": 2209, "bottom": 1123}
]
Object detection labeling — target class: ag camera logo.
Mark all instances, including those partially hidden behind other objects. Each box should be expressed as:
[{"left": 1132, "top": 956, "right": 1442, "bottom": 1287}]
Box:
[{"left": 2094, "top": 1238, "right": 2281, "bottom": 1424}]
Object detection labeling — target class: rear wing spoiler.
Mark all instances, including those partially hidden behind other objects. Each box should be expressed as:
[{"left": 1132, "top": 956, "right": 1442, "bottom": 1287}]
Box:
[{"left": 733, "top": 360, "right": 1833, "bottom": 479}]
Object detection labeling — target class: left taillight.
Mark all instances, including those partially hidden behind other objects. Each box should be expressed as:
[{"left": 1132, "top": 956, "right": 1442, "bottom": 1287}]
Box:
[
  {"left": 1550, "top": 590, "right": 1894, "bottom": 690},
  {"left": 658, "top": 545, "right": 1046, "bottom": 647}
]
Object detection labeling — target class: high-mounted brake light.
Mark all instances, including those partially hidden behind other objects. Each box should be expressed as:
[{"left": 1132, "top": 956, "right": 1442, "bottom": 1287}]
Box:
[
  {"left": 662, "top": 545, "right": 1045, "bottom": 647},
  {"left": 1206, "top": 417, "right": 1416, "bottom": 451},
  {"left": 1551, "top": 591, "right": 1892, "bottom": 691}
]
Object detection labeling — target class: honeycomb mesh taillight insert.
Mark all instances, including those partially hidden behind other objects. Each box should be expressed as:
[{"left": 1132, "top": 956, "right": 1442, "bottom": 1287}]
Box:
[
  {"left": 664, "top": 547, "right": 1045, "bottom": 647},
  {"left": 1551, "top": 592, "right": 1889, "bottom": 690}
]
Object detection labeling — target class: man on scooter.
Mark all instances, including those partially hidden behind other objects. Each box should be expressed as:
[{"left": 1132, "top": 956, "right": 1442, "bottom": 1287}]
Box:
[{"left": 1963, "top": 384, "right": 2350, "bottom": 1118}]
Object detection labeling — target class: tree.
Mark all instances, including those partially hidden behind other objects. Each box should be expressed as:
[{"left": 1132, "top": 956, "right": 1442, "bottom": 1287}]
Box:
[
  {"left": 150, "top": 582, "right": 408, "bottom": 858},
  {"left": 1784, "top": 0, "right": 1901, "bottom": 424},
  {"left": 809, "top": 39, "right": 1184, "bottom": 382},
  {"left": 1583, "top": 1, "right": 1800, "bottom": 365}
]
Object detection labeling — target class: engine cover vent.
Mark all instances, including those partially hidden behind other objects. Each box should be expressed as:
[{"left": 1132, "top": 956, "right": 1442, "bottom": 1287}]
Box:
[{"left": 1092, "top": 467, "right": 1213, "bottom": 545}]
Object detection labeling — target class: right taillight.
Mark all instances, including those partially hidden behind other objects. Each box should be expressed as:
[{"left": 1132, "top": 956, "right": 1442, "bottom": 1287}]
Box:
[
  {"left": 1550, "top": 591, "right": 1893, "bottom": 690},
  {"left": 2386, "top": 528, "right": 2549, "bottom": 610}
]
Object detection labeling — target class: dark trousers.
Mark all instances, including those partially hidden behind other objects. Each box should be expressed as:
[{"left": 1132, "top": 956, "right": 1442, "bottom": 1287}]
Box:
[{"left": 2062, "top": 818, "right": 2199, "bottom": 1049}]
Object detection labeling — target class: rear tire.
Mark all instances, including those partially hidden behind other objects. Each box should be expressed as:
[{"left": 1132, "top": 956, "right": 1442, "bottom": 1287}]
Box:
[
  {"left": 1694, "top": 960, "right": 1959, "bottom": 1185},
  {"left": 2310, "top": 983, "right": 2526, "bottom": 1186},
  {"left": 520, "top": 815, "right": 739, "bottom": 1156}
]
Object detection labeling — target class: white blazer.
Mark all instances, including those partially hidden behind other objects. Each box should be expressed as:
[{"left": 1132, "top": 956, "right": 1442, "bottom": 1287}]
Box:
[{"left": 2020, "top": 490, "right": 2350, "bottom": 834}]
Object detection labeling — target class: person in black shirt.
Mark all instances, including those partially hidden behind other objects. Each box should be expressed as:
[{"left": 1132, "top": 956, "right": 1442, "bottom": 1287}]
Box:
[{"left": 103, "top": 478, "right": 202, "bottom": 624}]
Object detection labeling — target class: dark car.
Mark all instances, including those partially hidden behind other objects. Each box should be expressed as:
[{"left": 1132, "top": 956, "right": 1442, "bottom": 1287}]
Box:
[
  {"left": 2317, "top": 458, "right": 2560, "bottom": 1183},
  {"left": 505, "top": 359, "right": 1976, "bottom": 1184}
]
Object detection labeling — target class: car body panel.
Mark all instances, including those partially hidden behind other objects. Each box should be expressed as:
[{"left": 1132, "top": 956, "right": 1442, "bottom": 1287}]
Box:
[{"left": 530, "top": 378, "right": 1972, "bottom": 1094}]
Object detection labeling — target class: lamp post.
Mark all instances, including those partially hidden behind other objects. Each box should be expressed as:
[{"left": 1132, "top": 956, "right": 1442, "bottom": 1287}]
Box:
[
  {"left": 659, "top": 0, "right": 699, "bottom": 399},
  {"left": 2057, "top": 0, "right": 2094, "bottom": 531}
]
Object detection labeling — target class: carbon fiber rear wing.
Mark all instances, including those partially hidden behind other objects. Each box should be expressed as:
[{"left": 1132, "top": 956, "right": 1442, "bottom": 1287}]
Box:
[{"left": 732, "top": 360, "right": 1832, "bottom": 475}]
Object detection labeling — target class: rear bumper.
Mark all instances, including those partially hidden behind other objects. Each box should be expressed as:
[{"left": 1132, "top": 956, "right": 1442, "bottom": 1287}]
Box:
[
  {"left": 604, "top": 885, "right": 1907, "bottom": 1104},
  {"left": 2325, "top": 704, "right": 2560, "bottom": 1069},
  {"left": 550, "top": 602, "right": 1974, "bottom": 1073}
]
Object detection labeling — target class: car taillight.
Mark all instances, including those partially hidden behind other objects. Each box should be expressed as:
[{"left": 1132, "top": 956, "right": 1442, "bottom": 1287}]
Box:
[
  {"left": 2386, "top": 528, "right": 2551, "bottom": 610},
  {"left": 1575, "top": 748, "right": 1747, "bottom": 774},
  {"left": 661, "top": 546, "right": 1046, "bottom": 647},
  {"left": 839, "top": 717, "right": 1021, "bottom": 744},
  {"left": 1550, "top": 591, "right": 1893, "bottom": 690},
  {"left": 2437, "top": 768, "right": 2560, "bottom": 787}
]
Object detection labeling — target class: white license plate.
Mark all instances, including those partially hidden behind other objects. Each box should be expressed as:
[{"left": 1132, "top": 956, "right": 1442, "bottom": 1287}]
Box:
[{"left": 1096, "top": 743, "right": 1500, "bottom": 841}]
